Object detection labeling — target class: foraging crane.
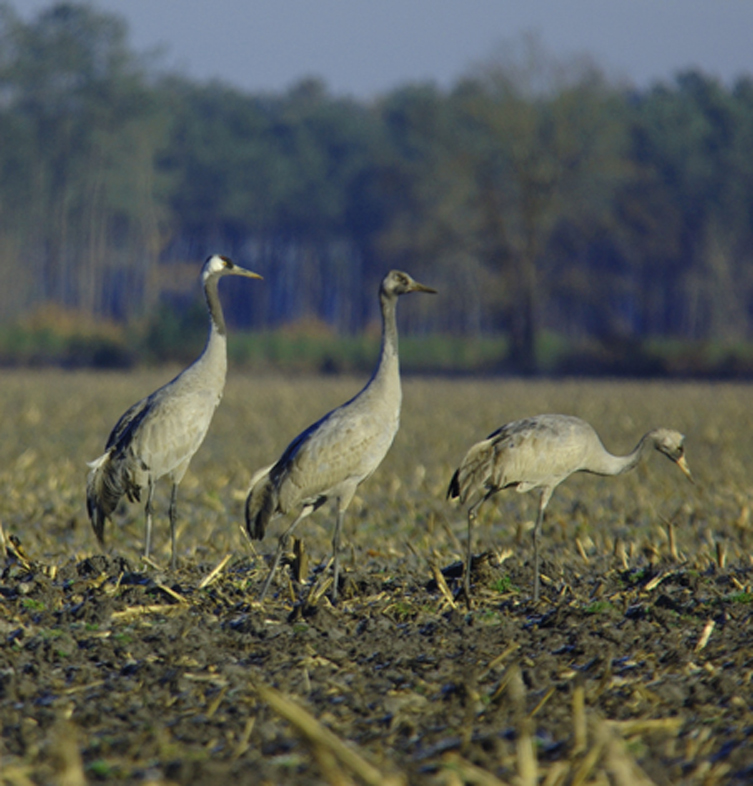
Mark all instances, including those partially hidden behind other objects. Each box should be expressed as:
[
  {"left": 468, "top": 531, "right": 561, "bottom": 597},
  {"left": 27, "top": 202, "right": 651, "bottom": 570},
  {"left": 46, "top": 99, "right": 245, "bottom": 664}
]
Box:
[
  {"left": 246, "top": 270, "right": 436, "bottom": 602},
  {"left": 87, "top": 255, "right": 262, "bottom": 568},
  {"left": 447, "top": 414, "right": 693, "bottom": 602}
]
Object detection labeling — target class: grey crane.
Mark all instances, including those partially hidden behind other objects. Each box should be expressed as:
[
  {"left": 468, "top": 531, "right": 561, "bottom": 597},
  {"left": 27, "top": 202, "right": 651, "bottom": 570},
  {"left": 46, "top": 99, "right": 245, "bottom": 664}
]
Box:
[
  {"left": 447, "top": 414, "right": 693, "bottom": 603},
  {"left": 246, "top": 269, "right": 436, "bottom": 602},
  {"left": 87, "top": 254, "right": 262, "bottom": 568}
]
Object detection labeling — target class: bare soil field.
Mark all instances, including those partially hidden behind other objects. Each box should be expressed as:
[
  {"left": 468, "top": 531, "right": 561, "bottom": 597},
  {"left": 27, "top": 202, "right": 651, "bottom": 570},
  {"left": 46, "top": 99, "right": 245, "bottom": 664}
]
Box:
[{"left": 1, "top": 370, "right": 752, "bottom": 785}]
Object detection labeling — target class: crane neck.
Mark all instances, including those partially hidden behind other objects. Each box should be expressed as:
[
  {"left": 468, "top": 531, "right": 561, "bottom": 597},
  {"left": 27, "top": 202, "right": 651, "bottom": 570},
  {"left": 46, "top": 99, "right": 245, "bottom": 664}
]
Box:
[
  {"left": 380, "top": 289, "right": 400, "bottom": 360},
  {"left": 204, "top": 274, "right": 227, "bottom": 337},
  {"left": 195, "top": 273, "right": 229, "bottom": 384},
  {"left": 595, "top": 432, "right": 655, "bottom": 476},
  {"left": 368, "top": 289, "right": 401, "bottom": 394}
]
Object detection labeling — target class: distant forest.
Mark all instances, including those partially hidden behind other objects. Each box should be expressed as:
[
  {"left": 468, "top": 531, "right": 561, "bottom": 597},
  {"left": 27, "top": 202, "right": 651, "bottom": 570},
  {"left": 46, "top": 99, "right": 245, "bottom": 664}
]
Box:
[{"left": 1, "top": 3, "right": 753, "bottom": 372}]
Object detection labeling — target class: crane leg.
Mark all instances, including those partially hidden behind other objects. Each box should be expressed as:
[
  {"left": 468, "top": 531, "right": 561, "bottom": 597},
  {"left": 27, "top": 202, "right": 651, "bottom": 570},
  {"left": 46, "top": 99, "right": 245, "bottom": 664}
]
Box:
[
  {"left": 143, "top": 478, "right": 155, "bottom": 560},
  {"left": 462, "top": 508, "right": 478, "bottom": 606},
  {"left": 168, "top": 483, "right": 179, "bottom": 570},
  {"left": 331, "top": 508, "right": 347, "bottom": 603},
  {"left": 259, "top": 508, "right": 310, "bottom": 601},
  {"left": 532, "top": 490, "right": 550, "bottom": 603},
  {"left": 532, "top": 514, "right": 541, "bottom": 603}
]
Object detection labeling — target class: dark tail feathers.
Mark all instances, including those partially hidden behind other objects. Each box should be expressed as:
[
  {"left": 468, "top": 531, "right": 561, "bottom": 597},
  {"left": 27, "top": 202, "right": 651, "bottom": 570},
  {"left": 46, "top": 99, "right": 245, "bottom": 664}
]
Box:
[
  {"left": 245, "top": 469, "right": 276, "bottom": 540},
  {"left": 447, "top": 468, "right": 461, "bottom": 500},
  {"left": 86, "top": 451, "right": 132, "bottom": 545}
]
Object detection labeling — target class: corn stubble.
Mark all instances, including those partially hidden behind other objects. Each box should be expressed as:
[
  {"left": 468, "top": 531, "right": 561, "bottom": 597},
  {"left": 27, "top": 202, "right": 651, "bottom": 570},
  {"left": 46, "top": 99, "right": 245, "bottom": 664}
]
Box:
[{"left": 0, "top": 369, "right": 751, "bottom": 785}]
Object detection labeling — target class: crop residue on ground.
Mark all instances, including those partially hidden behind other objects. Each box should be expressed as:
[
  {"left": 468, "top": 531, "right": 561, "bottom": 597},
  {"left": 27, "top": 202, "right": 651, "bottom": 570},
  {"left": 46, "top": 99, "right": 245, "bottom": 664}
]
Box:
[{"left": 1, "top": 370, "right": 752, "bottom": 784}]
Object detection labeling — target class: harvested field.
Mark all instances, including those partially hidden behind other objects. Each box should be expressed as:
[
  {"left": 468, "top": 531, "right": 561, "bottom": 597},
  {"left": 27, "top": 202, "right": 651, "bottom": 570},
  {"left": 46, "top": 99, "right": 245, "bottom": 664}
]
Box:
[{"left": 1, "top": 369, "right": 752, "bottom": 785}]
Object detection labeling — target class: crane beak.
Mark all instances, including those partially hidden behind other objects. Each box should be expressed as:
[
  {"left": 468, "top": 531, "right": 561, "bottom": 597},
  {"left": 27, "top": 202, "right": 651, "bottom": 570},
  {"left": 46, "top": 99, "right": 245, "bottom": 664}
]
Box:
[
  {"left": 233, "top": 266, "right": 263, "bottom": 280},
  {"left": 676, "top": 455, "right": 694, "bottom": 484},
  {"left": 409, "top": 280, "right": 437, "bottom": 294}
]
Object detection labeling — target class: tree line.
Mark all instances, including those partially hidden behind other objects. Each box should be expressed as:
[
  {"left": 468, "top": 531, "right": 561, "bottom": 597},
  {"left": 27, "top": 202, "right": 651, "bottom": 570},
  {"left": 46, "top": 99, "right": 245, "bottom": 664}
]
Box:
[{"left": 1, "top": 3, "right": 753, "bottom": 372}]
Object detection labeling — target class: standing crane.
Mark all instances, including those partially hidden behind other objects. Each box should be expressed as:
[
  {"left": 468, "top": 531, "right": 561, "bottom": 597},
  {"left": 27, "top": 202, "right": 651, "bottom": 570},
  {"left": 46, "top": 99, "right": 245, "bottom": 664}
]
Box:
[
  {"left": 447, "top": 414, "right": 693, "bottom": 603},
  {"left": 87, "top": 255, "right": 262, "bottom": 568},
  {"left": 246, "top": 270, "right": 436, "bottom": 602}
]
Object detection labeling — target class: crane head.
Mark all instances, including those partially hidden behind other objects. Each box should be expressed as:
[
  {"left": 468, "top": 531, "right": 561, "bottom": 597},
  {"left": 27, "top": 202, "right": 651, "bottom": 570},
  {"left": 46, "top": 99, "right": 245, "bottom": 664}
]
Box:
[
  {"left": 203, "top": 254, "right": 263, "bottom": 282},
  {"left": 382, "top": 270, "right": 437, "bottom": 298},
  {"left": 654, "top": 428, "right": 693, "bottom": 483}
]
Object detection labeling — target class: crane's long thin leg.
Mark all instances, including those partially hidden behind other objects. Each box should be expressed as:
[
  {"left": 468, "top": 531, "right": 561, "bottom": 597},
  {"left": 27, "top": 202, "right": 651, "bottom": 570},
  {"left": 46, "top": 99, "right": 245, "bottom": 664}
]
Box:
[
  {"left": 144, "top": 477, "right": 155, "bottom": 560},
  {"left": 532, "top": 489, "right": 551, "bottom": 603},
  {"left": 331, "top": 508, "right": 346, "bottom": 604},
  {"left": 168, "top": 483, "right": 179, "bottom": 570},
  {"left": 462, "top": 507, "right": 478, "bottom": 606},
  {"left": 259, "top": 507, "right": 311, "bottom": 602}
]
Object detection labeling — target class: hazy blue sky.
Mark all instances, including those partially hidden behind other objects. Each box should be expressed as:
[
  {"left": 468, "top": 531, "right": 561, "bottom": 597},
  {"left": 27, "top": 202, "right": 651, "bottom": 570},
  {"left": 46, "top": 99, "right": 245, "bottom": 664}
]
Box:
[{"left": 10, "top": 0, "right": 753, "bottom": 97}]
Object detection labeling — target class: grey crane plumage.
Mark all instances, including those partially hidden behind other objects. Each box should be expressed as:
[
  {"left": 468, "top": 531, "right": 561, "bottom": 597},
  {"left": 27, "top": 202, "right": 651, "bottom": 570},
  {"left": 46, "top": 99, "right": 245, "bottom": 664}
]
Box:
[
  {"left": 86, "top": 255, "right": 262, "bottom": 568},
  {"left": 447, "top": 414, "right": 693, "bottom": 603},
  {"left": 246, "top": 270, "right": 436, "bottom": 602}
]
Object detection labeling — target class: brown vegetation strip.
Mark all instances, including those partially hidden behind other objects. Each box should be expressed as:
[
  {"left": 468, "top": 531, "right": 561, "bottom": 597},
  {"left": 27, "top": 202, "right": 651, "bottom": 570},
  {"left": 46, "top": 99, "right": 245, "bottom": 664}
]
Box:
[{"left": 253, "top": 677, "right": 407, "bottom": 786}]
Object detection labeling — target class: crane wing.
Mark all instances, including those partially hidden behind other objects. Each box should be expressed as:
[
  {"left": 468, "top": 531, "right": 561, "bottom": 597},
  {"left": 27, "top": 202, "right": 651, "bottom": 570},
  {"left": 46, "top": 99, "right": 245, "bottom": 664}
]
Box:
[
  {"left": 105, "top": 394, "right": 153, "bottom": 451},
  {"left": 273, "top": 402, "right": 399, "bottom": 512},
  {"left": 488, "top": 415, "right": 595, "bottom": 491}
]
